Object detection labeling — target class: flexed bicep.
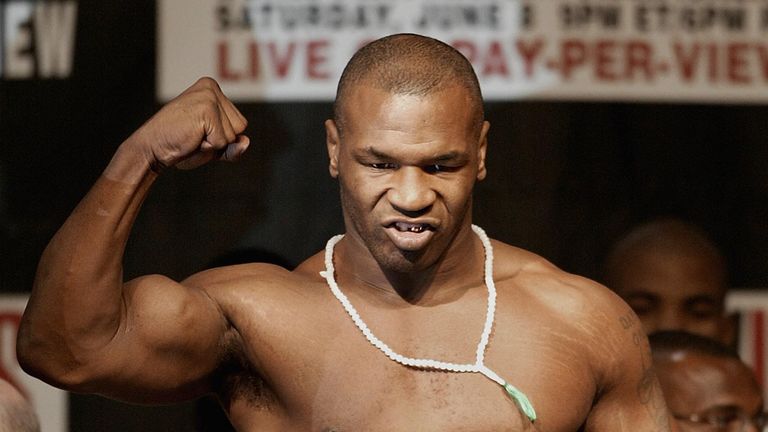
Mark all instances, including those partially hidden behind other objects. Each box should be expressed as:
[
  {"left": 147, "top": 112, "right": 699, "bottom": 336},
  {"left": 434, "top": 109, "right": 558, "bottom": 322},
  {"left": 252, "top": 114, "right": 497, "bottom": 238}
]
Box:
[{"left": 74, "top": 274, "right": 232, "bottom": 403}]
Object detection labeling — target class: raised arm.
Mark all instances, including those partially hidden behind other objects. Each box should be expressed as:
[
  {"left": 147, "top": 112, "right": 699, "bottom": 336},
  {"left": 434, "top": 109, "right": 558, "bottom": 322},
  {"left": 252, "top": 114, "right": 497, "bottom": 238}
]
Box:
[{"left": 17, "top": 78, "right": 249, "bottom": 403}]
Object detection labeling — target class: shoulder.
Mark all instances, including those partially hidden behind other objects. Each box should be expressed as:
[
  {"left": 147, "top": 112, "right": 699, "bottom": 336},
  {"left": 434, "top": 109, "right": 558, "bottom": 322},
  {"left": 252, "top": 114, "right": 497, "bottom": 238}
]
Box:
[
  {"left": 490, "top": 238, "right": 640, "bottom": 369},
  {"left": 180, "top": 252, "right": 329, "bottom": 319},
  {"left": 491, "top": 238, "right": 625, "bottom": 314},
  {"left": 488, "top": 240, "right": 670, "bottom": 429},
  {"left": 184, "top": 249, "right": 325, "bottom": 291},
  {"left": 183, "top": 262, "right": 296, "bottom": 294}
]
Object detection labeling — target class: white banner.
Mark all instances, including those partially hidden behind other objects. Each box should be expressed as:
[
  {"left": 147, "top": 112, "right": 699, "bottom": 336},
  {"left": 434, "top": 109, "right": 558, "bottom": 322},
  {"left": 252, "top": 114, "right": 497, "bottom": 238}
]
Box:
[
  {"left": 727, "top": 289, "right": 768, "bottom": 405},
  {"left": 0, "top": 296, "right": 67, "bottom": 432},
  {"left": 158, "top": 0, "right": 768, "bottom": 102},
  {"left": 0, "top": 1, "right": 78, "bottom": 80}
]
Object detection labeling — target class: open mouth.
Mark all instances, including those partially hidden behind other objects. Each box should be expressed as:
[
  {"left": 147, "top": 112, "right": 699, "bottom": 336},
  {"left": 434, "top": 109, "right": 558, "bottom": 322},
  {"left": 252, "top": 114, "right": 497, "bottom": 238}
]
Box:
[
  {"left": 384, "top": 221, "right": 437, "bottom": 251},
  {"left": 392, "top": 222, "right": 433, "bottom": 233}
]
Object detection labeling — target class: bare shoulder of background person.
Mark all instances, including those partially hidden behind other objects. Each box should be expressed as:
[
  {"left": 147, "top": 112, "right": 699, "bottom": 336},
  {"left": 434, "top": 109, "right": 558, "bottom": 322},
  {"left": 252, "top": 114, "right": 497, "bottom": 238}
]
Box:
[{"left": 0, "top": 378, "right": 39, "bottom": 432}]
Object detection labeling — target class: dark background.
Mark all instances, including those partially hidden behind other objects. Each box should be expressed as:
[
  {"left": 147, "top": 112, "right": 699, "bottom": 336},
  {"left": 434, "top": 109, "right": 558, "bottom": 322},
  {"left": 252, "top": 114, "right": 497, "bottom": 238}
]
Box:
[{"left": 1, "top": 1, "right": 767, "bottom": 430}]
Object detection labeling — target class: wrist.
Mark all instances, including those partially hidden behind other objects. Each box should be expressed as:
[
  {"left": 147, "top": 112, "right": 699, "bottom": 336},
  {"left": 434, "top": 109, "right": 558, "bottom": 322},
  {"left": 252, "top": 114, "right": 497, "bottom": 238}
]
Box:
[{"left": 102, "top": 136, "right": 159, "bottom": 185}]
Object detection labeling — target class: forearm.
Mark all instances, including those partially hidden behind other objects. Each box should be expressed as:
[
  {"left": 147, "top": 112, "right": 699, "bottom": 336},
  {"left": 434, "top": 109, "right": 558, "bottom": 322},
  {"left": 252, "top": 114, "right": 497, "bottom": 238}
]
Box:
[{"left": 18, "top": 138, "right": 158, "bottom": 380}]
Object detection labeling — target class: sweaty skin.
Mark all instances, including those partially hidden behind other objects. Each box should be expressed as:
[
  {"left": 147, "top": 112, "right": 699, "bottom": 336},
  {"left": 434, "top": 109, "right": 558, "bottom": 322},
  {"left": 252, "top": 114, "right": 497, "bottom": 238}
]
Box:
[{"left": 17, "top": 71, "right": 672, "bottom": 429}]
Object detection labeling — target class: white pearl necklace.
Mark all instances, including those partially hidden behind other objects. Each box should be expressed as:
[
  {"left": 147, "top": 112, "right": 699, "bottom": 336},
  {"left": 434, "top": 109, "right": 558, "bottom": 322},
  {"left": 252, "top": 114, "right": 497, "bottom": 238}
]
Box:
[{"left": 319, "top": 224, "right": 536, "bottom": 422}]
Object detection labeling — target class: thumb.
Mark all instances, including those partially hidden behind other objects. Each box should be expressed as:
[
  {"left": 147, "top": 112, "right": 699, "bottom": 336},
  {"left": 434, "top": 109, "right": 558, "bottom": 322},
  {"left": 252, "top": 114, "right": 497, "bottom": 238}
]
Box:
[
  {"left": 220, "top": 135, "right": 250, "bottom": 162},
  {"left": 175, "top": 145, "right": 217, "bottom": 170}
]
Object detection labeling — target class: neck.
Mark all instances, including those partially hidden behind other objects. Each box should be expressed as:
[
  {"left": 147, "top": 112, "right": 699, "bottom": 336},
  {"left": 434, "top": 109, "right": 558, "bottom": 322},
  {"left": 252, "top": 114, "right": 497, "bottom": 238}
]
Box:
[{"left": 336, "top": 224, "right": 483, "bottom": 306}]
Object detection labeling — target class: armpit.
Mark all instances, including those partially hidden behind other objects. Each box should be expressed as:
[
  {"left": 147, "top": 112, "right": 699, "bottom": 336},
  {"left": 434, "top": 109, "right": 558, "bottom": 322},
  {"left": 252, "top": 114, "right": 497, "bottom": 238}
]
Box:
[{"left": 213, "top": 328, "right": 277, "bottom": 411}]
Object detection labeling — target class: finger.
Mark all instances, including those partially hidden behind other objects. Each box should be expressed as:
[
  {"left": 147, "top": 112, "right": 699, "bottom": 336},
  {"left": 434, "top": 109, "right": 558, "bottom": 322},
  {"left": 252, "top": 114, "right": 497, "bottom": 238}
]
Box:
[
  {"left": 219, "top": 97, "right": 248, "bottom": 134},
  {"left": 218, "top": 106, "right": 237, "bottom": 143},
  {"left": 220, "top": 134, "right": 250, "bottom": 162},
  {"left": 217, "top": 105, "right": 238, "bottom": 144},
  {"left": 207, "top": 79, "right": 247, "bottom": 134},
  {"left": 188, "top": 77, "right": 237, "bottom": 148},
  {"left": 203, "top": 104, "right": 237, "bottom": 149}
]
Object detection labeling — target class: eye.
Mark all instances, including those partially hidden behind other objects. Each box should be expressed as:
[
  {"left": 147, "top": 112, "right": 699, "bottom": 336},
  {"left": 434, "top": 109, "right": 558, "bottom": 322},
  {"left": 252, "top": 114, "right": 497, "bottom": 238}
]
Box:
[
  {"left": 370, "top": 162, "right": 396, "bottom": 170},
  {"left": 706, "top": 411, "right": 741, "bottom": 427},
  {"left": 699, "top": 406, "right": 743, "bottom": 428},
  {"left": 624, "top": 294, "right": 657, "bottom": 317},
  {"left": 424, "top": 164, "right": 457, "bottom": 174},
  {"left": 685, "top": 297, "right": 719, "bottom": 320}
]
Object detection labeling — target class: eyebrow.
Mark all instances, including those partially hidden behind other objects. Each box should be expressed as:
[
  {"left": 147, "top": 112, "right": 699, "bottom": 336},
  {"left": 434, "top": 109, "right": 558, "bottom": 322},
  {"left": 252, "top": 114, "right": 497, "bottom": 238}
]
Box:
[
  {"left": 361, "top": 147, "right": 469, "bottom": 164},
  {"left": 624, "top": 292, "right": 659, "bottom": 301},
  {"left": 685, "top": 295, "right": 718, "bottom": 304},
  {"left": 704, "top": 404, "right": 746, "bottom": 413}
]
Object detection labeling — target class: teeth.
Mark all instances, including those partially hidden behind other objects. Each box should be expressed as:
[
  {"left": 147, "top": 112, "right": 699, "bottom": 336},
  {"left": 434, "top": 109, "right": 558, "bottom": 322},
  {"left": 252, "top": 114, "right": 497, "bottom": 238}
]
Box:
[{"left": 394, "top": 222, "right": 428, "bottom": 233}]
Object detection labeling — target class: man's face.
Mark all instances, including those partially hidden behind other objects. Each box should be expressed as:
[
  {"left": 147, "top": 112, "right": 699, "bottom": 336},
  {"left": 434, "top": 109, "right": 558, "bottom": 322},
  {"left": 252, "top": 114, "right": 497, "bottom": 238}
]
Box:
[
  {"left": 325, "top": 84, "right": 488, "bottom": 273},
  {"left": 657, "top": 353, "right": 764, "bottom": 432},
  {"left": 609, "top": 249, "right": 731, "bottom": 343}
]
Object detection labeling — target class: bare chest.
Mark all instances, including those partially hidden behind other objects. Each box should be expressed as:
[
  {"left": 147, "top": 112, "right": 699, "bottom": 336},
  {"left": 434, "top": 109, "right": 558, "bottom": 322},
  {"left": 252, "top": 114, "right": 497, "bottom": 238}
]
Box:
[
  {"left": 214, "top": 261, "right": 604, "bottom": 431},
  {"left": 225, "top": 303, "right": 594, "bottom": 432},
  {"left": 310, "top": 363, "right": 538, "bottom": 431},
  {"left": 230, "top": 345, "right": 540, "bottom": 431}
]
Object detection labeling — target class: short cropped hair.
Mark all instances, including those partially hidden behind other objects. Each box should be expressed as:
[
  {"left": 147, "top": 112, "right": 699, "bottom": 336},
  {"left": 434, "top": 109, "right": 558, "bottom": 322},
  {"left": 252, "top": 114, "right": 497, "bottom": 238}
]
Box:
[
  {"left": 649, "top": 330, "right": 738, "bottom": 360},
  {"left": 602, "top": 218, "right": 728, "bottom": 289},
  {"left": 333, "top": 33, "right": 484, "bottom": 134}
]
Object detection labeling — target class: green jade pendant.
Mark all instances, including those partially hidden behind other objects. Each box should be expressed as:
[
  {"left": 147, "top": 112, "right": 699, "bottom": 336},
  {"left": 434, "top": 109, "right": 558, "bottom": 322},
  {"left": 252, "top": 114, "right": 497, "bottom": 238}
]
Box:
[{"left": 503, "top": 381, "right": 537, "bottom": 422}]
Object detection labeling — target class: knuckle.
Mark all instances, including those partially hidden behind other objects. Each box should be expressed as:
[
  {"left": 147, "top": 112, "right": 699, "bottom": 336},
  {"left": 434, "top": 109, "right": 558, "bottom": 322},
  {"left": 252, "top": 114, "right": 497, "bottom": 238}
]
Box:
[
  {"left": 203, "top": 98, "right": 219, "bottom": 113},
  {"left": 192, "top": 98, "right": 219, "bottom": 120},
  {"left": 196, "top": 76, "right": 218, "bottom": 89}
]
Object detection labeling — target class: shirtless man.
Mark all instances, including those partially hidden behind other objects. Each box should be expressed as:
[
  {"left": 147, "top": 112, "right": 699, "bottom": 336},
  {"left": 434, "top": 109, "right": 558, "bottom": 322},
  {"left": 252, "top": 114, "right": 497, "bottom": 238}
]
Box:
[{"left": 17, "top": 34, "right": 671, "bottom": 431}]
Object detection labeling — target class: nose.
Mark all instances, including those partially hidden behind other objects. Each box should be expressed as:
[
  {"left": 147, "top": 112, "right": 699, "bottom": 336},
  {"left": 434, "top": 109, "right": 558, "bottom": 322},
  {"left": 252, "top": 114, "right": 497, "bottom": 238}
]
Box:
[
  {"left": 387, "top": 166, "right": 436, "bottom": 215},
  {"left": 656, "top": 306, "right": 685, "bottom": 333}
]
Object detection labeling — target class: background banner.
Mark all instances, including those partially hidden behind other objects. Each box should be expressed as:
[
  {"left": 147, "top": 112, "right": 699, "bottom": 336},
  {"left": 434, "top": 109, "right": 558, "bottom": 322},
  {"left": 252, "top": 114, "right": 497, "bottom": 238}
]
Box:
[
  {"left": 2, "top": 2, "right": 768, "bottom": 430},
  {"left": 727, "top": 290, "right": 768, "bottom": 405},
  {"left": 159, "top": 0, "right": 768, "bottom": 102}
]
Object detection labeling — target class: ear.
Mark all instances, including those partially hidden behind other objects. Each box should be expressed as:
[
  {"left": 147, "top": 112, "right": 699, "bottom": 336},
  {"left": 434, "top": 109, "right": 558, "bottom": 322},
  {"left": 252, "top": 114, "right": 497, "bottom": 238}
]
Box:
[
  {"left": 325, "top": 119, "right": 340, "bottom": 178},
  {"left": 476, "top": 121, "right": 490, "bottom": 181}
]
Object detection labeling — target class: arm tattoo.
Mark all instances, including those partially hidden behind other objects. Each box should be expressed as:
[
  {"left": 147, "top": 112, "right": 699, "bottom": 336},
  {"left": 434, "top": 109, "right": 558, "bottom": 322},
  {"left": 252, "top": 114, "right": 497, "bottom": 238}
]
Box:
[{"left": 619, "top": 312, "right": 671, "bottom": 431}]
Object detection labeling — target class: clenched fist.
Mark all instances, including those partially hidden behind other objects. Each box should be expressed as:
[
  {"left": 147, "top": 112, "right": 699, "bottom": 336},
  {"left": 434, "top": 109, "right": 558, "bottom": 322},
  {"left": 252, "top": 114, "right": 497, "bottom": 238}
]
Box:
[{"left": 130, "top": 77, "right": 249, "bottom": 171}]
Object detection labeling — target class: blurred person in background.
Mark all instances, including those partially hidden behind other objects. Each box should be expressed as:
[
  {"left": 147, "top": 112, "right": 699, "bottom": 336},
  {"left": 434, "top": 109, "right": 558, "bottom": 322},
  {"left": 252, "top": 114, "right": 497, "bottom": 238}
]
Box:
[
  {"left": 650, "top": 330, "right": 765, "bottom": 432},
  {"left": 603, "top": 218, "right": 735, "bottom": 344}
]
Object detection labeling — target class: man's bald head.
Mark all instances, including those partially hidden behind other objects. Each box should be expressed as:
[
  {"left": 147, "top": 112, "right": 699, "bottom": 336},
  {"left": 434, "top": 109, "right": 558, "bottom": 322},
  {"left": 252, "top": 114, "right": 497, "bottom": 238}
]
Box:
[
  {"left": 333, "top": 33, "right": 484, "bottom": 136},
  {"left": 650, "top": 331, "right": 763, "bottom": 432},
  {"left": 603, "top": 218, "right": 732, "bottom": 342},
  {"left": 604, "top": 218, "right": 728, "bottom": 297},
  {"left": 605, "top": 219, "right": 726, "bottom": 276}
]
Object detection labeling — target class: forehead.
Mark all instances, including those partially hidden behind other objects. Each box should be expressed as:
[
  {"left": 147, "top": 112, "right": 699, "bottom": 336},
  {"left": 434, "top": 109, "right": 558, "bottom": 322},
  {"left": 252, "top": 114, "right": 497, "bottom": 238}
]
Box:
[
  {"left": 611, "top": 249, "right": 726, "bottom": 300},
  {"left": 658, "top": 354, "right": 763, "bottom": 413},
  {"left": 339, "top": 84, "right": 478, "bottom": 146}
]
